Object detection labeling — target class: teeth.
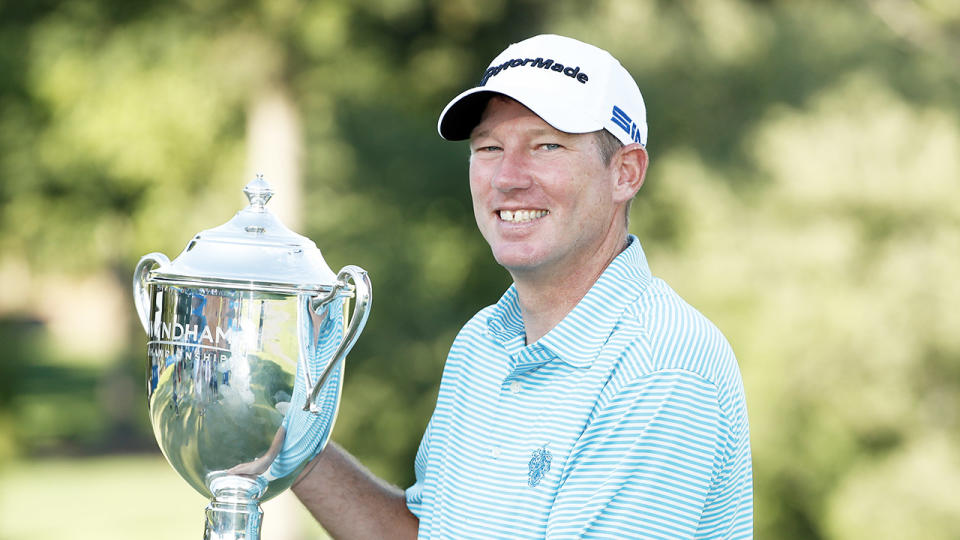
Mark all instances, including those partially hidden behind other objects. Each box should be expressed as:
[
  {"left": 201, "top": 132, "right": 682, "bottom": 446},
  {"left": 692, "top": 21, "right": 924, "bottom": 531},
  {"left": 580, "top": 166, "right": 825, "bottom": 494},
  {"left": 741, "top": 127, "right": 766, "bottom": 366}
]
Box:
[{"left": 499, "top": 209, "right": 548, "bottom": 223}]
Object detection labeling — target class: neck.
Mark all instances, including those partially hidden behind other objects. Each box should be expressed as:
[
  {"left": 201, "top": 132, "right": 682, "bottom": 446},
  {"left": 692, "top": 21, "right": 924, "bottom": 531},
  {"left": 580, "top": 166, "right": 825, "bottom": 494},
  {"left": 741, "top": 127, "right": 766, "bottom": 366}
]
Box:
[{"left": 513, "top": 231, "right": 629, "bottom": 344}]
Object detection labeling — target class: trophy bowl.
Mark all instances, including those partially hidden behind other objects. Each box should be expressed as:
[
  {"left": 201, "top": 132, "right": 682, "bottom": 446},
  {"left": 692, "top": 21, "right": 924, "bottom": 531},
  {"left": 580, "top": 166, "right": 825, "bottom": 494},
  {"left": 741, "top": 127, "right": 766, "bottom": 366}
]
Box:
[{"left": 132, "top": 176, "right": 371, "bottom": 539}]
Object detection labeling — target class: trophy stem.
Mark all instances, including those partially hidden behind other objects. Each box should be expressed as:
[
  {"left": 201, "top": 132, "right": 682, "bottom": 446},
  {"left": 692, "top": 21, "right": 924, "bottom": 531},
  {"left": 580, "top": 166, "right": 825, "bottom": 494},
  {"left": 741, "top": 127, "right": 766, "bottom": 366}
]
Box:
[{"left": 203, "top": 475, "right": 266, "bottom": 540}]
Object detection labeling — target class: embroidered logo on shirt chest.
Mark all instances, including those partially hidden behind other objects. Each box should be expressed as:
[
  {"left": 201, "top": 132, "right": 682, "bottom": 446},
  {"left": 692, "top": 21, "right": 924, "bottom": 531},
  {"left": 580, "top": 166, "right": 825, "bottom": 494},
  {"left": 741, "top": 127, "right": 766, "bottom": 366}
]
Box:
[{"left": 528, "top": 445, "right": 552, "bottom": 487}]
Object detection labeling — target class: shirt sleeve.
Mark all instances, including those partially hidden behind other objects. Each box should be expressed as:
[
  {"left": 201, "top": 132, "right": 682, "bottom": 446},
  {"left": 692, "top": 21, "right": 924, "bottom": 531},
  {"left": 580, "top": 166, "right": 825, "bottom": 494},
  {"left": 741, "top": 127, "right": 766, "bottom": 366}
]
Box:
[
  {"left": 405, "top": 413, "right": 434, "bottom": 519},
  {"left": 546, "top": 369, "right": 728, "bottom": 539}
]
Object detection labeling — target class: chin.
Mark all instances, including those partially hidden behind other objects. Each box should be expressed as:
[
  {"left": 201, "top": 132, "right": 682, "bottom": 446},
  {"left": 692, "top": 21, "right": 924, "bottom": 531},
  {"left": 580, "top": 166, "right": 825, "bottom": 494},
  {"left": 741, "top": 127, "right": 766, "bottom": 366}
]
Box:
[{"left": 491, "top": 245, "right": 545, "bottom": 272}]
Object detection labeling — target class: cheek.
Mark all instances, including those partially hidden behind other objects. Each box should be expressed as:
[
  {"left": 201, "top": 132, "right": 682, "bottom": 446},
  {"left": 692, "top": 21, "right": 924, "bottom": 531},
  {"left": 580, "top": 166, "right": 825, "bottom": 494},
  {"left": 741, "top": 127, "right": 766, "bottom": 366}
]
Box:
[
  {"left": 468, "top": 165, "right": 496, "bottom": 207},
  {"left": 468, "top": 175, "right": 483, "bottom": 209},
  {"left": 467, "top": 179, "right": 488, "bottom": 228},
  {"left": 468, "top": 164, "right": 484, "bottom": 194},
  {"left": 564, "top": 174, "right": 613, "bottom": 218}
]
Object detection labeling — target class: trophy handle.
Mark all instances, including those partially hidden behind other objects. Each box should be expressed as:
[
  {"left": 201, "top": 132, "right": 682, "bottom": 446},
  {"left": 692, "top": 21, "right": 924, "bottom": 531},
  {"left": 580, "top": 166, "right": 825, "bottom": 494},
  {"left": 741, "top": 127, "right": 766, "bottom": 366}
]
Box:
[
  {"left": 133, "top": 252, "right": 170, "bottom": 335},
  {"left": 303, "top": 265, "right": 372, "bottom": 412}
]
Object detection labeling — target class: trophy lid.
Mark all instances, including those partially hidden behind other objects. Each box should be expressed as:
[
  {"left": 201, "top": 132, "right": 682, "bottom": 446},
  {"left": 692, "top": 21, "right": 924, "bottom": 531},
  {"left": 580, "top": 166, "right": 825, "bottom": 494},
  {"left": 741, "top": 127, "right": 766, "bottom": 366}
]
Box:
[{"left": 148, "top": 175, "right": 337, "bottom": 293}]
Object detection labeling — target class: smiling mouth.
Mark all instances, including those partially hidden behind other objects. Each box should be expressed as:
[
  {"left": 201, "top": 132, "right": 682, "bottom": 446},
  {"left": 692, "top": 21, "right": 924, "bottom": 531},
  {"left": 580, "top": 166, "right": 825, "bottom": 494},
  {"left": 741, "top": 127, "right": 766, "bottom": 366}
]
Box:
[{"left": 499, "top": 209, "right": 549, "bottom": 223}]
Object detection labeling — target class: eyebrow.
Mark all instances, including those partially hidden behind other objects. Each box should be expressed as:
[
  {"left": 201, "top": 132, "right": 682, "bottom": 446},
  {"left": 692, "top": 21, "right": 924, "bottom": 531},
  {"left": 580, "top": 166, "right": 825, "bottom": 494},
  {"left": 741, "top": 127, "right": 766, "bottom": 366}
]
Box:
[
  {"left": 471, "top": 128, "right": 490, "bottom": 140},
  {"left": 470, "top": 126, "right": 566, "bottom": 141}
]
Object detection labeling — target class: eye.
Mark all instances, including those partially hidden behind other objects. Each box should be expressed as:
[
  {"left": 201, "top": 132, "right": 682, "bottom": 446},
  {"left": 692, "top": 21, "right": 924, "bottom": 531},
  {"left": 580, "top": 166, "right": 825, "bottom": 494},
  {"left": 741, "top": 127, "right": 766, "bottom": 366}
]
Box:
[
  {"left": 472, "top": 144, "right": 502, "bottom": 154},
  {"left": 540, "top": 143, "right": 562, "bottom": 151}
]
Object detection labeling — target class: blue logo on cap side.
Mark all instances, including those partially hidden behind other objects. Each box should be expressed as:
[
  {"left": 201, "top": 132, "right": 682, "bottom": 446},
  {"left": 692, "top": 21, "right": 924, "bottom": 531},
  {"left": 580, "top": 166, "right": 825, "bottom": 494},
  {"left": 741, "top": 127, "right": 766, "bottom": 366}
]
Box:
[{"left": 611, "top": 105, "right": 644, "bottom": 145}]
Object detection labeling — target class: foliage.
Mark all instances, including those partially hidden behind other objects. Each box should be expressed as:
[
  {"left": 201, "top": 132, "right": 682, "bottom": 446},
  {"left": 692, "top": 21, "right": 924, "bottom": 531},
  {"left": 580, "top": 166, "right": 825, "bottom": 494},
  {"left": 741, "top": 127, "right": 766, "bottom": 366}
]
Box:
[
  {"left": 0, "top": 455, "right": 328, "bottom": 539},
  {"left": 1, "top": 1, "right": 958, "bottom": 538}
]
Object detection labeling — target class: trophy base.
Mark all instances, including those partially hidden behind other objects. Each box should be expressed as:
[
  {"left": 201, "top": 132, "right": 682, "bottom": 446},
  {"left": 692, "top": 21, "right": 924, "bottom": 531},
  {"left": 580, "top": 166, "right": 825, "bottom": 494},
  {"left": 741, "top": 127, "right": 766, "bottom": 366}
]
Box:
[{"left": 203, "top": 475, "right": 267, "bottom": 540}]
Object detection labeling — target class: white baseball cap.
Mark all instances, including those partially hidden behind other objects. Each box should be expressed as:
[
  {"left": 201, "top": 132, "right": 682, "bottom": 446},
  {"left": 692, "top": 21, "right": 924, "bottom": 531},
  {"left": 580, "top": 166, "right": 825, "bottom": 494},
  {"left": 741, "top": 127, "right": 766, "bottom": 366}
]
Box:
[{"left": 437, "top": 34, "right": 647, "bottom": 146}]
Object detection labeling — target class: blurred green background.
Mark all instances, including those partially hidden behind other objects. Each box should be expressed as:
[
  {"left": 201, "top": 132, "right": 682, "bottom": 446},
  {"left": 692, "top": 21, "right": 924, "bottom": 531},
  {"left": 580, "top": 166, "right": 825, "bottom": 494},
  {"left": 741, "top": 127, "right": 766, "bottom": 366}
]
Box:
[{"left": 1, "top": 0, "right": 958, "bottom": 538}]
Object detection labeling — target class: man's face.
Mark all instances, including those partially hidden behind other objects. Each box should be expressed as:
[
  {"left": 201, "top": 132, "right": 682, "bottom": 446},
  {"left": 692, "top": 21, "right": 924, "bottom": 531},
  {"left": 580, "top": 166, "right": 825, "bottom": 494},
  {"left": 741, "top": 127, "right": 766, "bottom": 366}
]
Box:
[{"left": 469, "top": 98, "right": 624, "bottom": 282}]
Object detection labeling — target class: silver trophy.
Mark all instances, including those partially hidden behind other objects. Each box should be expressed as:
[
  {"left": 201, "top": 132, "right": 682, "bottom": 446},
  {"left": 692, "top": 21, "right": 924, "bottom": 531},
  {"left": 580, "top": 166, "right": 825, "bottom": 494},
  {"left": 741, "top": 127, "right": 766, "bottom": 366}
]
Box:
[{"left": 132, "top": 176, "right": 371, "bottom": 539}]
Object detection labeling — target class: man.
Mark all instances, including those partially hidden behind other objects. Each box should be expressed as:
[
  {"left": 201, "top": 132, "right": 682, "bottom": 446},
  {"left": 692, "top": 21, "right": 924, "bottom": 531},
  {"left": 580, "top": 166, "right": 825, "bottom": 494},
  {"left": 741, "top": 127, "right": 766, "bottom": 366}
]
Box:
[{"left": 294, "top": 34, "right": 753, "bottom": 539}]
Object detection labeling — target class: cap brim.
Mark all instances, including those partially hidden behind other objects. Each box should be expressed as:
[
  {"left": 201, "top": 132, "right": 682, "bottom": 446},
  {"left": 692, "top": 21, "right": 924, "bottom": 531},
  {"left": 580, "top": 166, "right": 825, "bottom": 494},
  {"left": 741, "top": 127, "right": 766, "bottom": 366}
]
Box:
[
  {"left": 437, "top": 88, "right": 497, "bottom": 141},
  {"left": 437, "top": 85, "right": 602, "bottom": 141}
]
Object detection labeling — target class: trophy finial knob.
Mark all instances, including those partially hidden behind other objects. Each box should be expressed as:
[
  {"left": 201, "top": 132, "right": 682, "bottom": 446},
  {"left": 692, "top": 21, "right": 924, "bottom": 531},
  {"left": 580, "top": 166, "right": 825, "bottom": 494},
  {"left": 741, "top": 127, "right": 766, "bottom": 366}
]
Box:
[{"left": 244, "top": 174, "right": 274, "bottom": 211}]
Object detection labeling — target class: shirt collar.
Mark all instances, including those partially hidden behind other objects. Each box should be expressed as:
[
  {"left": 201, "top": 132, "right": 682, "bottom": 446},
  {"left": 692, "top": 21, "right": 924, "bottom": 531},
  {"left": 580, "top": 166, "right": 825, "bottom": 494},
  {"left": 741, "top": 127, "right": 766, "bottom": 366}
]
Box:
[{"left": 486, "top": 235, "right": 652, "bottom": 368}]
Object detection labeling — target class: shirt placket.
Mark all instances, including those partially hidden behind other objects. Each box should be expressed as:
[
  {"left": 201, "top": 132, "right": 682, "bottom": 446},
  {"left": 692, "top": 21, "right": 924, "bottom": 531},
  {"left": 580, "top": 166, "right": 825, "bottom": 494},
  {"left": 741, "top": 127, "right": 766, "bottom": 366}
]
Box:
[{"left": 488, "top": 346, "right": 555, "bottom": 465}]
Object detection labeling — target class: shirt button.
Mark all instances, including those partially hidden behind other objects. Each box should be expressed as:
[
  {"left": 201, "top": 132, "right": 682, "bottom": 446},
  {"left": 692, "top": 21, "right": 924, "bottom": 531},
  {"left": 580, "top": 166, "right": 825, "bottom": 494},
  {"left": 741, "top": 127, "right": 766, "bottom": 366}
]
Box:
[
  {"left": 491, "top": 447, "right": 501, "bottom": 459},
  {"left": 510, "top": 381, "right": 522, "bottom": 394}
]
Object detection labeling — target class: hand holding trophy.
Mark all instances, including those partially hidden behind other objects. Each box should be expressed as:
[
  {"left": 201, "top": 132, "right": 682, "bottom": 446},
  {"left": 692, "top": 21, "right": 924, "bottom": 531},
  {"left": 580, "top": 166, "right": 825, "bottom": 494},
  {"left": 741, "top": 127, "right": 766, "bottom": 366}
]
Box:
[{"left": 132, "top": 176, "right": 371, "bottom": 539}]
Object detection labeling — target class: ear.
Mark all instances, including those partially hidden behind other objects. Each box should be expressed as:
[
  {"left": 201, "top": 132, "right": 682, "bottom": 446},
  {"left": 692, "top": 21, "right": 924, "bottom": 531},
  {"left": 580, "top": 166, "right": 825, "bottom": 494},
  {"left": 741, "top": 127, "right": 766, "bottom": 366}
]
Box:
[{"left": 610, "top": 143, "right": 648, "bottom": 204}]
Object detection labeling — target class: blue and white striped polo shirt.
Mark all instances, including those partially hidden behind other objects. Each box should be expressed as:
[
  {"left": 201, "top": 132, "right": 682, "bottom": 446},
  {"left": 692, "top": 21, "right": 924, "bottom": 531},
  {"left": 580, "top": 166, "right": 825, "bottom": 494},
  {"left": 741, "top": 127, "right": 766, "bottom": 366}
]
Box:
[{"left": 406, "top": 235, "right": 752, "bottom": 539}]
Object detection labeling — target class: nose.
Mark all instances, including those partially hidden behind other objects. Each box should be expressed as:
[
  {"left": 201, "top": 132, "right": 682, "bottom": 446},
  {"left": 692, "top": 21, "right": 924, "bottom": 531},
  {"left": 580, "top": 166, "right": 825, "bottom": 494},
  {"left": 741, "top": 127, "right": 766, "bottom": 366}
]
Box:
[{"left": 490, "top": 148, "right": 533, "bottom": 192}]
